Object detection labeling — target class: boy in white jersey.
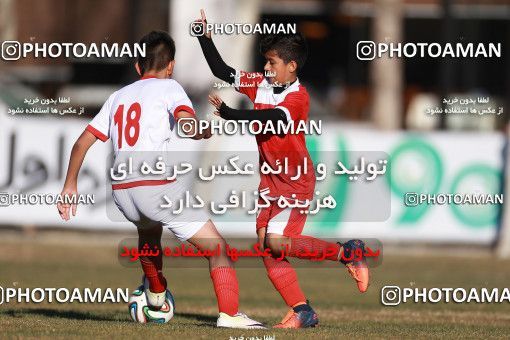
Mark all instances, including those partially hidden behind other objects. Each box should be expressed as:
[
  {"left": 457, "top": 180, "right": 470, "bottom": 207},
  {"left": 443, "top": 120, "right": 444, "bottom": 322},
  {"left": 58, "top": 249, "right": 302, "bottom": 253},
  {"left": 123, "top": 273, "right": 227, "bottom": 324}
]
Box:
[{"left": 57, "top": 31, "right": 264, "bottom": 329}]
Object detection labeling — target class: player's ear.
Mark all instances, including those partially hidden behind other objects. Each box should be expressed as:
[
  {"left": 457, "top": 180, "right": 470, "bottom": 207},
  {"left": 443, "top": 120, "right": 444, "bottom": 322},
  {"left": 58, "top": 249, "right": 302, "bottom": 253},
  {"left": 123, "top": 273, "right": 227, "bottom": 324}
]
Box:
[
  {"left": 287, "top": 60, "right": 297, "bottom": 74},
  {"left": 166, "top": 60, "right": 175, "bottom": 77},
  {"left": 135, "top": 62, "right": 142, "bottom": 76}
]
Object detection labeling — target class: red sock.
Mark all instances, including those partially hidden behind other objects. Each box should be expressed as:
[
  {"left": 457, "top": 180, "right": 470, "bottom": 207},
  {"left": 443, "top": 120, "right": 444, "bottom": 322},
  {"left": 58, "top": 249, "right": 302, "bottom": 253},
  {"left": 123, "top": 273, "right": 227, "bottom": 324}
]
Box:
[
  {"left": 263, "top": 256, "right": 306, "bottom": 307},
  {"left": 289, "top": 235, "right": 340, "bottom": 261},
  {"left": 210, "top": 267, "right": 239, "bottom": 316},
  {"left": 139, "top": 256, "right": 166, "bottom": 293}
]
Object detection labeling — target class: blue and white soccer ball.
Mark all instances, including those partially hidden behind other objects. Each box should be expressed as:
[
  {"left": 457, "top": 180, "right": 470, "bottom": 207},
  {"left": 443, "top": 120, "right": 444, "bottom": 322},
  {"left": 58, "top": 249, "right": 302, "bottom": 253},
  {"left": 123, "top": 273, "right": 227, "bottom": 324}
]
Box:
[{"left": 128, "top": 285, "right": 175, "bottom": 323}]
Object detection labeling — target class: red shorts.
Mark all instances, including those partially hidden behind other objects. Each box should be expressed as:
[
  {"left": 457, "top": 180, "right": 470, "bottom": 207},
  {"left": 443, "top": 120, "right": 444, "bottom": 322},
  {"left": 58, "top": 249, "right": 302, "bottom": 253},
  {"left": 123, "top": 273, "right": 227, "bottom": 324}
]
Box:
[{"left": 256, "top": 199, "right": 309, "bottom": 237}]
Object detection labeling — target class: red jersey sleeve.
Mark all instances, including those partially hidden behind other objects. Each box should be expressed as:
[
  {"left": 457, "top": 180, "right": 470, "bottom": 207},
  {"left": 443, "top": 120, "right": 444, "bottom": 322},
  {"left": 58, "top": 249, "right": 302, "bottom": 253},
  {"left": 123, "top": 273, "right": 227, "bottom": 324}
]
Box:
[
  {"left": 86, "top": 92, "right": 116, "bottom": 142},
  {"left": 275, "top": 86, "right": 309, "bottom": 122},
  {"left": 167, "top": 81, "right": 195, "bottom": 118}
]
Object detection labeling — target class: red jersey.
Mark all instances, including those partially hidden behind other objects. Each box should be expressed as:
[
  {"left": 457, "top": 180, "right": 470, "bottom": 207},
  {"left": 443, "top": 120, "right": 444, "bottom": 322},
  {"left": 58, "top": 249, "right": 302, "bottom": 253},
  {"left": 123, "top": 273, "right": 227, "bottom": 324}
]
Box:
[{"left": 235, "top": 71, "right": 316, "bottom": 200}]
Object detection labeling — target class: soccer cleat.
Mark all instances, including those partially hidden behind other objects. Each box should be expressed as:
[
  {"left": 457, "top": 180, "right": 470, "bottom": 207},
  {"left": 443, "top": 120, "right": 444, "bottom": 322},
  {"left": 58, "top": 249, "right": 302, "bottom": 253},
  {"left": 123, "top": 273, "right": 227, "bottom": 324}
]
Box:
[
  {"left": 143, "top": 275, "right": 167, "bottom": 310},
  {"left": 217, "top": 312, "right": 266, "bottom": 329},
  {"left": 273, "top": 306, "right": 319, "bottom": 328},
  {"left": 339, "top": 239, "right": 370, "bottom": 293}
]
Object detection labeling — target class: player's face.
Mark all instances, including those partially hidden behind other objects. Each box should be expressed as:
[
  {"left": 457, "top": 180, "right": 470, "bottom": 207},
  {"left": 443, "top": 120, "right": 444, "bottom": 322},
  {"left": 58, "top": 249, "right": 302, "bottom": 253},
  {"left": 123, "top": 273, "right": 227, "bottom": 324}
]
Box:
[{"left": 263, "top": 50, "right": 290, "bottom": 84}]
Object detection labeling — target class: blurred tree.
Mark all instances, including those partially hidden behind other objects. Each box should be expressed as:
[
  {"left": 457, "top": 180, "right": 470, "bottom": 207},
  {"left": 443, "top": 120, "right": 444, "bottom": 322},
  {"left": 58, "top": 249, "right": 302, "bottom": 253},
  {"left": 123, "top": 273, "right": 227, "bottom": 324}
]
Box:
[{"left": 371, "top": 0, "right": 403, "bottom": 130}]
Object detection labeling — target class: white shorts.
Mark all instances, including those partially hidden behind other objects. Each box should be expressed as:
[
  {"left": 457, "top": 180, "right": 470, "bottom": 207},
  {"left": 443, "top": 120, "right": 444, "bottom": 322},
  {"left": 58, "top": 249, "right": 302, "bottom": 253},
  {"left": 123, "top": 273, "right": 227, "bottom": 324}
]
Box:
[{"left": 112, "top": 182, "right": 209, "bottom": 242}]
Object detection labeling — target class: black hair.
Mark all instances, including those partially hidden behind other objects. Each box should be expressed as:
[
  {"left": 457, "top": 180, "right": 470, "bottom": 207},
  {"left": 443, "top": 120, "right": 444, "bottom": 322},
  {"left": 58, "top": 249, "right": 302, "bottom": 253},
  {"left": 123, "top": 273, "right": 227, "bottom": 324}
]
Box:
[
  {"left": 260, "top": 33, "right": 308, "bottom": 70},
  {"left": 137, "top": 31, "right": 176, "bottom": 75}
]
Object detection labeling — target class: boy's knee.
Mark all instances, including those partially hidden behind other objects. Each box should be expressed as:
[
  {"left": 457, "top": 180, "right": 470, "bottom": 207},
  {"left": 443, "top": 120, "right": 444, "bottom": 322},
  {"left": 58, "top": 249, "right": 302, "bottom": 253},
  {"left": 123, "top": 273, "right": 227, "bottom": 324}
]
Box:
[
  {"left": 138, "top": 225, "right": 162, "bottom": 238},
  {"left": 266, "top": 234, "right": 290, "bottom": 258}
]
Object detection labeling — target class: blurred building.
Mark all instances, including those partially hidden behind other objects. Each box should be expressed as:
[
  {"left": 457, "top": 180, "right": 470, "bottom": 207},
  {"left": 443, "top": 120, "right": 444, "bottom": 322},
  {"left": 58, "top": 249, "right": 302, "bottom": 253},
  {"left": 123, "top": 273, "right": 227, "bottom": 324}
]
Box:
[{"left": 0, "top": 0, "right": 508, "bottom": 129}]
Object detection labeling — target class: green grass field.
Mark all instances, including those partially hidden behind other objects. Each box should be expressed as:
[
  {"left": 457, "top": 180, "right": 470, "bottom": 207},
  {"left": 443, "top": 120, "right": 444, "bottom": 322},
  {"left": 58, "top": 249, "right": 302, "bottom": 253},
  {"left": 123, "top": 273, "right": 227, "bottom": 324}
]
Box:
[{"left": 1, "top": 231, "right": 510, "bottom": 339}]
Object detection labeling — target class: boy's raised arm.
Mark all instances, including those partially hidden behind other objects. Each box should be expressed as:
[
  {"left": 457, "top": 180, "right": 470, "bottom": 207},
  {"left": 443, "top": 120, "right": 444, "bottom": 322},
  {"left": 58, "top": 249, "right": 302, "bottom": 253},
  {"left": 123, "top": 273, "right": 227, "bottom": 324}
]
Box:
[{"left": 194, "top": 9, "right": 236, "bottom": 84}]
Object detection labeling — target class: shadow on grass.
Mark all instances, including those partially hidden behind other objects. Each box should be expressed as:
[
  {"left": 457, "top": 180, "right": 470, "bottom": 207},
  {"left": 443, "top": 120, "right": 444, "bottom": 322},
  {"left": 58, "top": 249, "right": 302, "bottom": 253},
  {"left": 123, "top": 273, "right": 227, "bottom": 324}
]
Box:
[
  {"left": 1, "top": 308, "right": 123, "bottom": 322},
  {"left": 1, "top": 308, "right": 219, "bottom": 326},
  {"left": 175, "top": 312, "right": 217, "bottom": 326},
  {"left": 0, "top": 308, "right": 239, "bottom": 327}
]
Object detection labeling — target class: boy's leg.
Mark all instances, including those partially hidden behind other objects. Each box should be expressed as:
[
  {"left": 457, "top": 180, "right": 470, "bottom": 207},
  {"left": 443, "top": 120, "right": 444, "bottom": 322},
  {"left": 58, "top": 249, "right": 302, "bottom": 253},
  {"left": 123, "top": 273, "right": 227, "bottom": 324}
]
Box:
[
  {"left": 112, "top": 187, "right": 168, "bottom": 308},
  {"left": 258, "top": 227, "right": 307, "bottom": 308},
  {"left": 144, "top": 183, "right": 263, "bottom": 327},
  {"left": 265, "top": 205, "right": 370, "bottom": 293},
  {"left": 258, "top": 228, "right": 318, "bottom": 328},
  {"left": 257, "top": 203, "right": 307, "bottom": 308},
  {"left": 138, "top": 225, "right": 167, "bottom": 292},
  {"left": 187, "top": 220, "right": 238, "bottom": 316},
  {"left": 137, "top": 224, "right": 168, "bottom": 309},
  {"left": 186, "top": 219, "right": 265, "bottom": 329}
]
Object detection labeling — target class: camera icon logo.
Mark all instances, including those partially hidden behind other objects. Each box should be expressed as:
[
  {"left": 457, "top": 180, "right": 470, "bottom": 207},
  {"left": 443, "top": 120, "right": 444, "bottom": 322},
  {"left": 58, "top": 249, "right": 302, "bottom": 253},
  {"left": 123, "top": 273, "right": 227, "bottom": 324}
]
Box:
[
  {"left": 190, "top": 22, "right": 205, "bottom": 37},
  {"left": 1, "top": 41, "right": 21, "bottom": 61},
  {"left": 177, "top": 118, "right": 197, "bottom": 138},
  {"left": 381, "top": 286, "right": 401, "bottom": 306},
  {"left": 357, "top": 41, "right": 376, "bottom": 61},
  {"left": 404, "top": 192, "right": 419, "bottom": 207},
  {"left": 0, "top": 193, "right": 10, "bottom": 207}
]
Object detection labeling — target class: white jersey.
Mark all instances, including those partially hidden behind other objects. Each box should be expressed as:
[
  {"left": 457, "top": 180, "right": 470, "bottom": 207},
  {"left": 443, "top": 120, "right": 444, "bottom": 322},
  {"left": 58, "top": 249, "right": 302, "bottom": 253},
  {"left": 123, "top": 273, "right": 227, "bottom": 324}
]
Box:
[
  {"left": 87, "top": 76, "right": 208, "bottom": 239},
  {"left": 86, "top": 75, "right": 195, "bottom": 188}
]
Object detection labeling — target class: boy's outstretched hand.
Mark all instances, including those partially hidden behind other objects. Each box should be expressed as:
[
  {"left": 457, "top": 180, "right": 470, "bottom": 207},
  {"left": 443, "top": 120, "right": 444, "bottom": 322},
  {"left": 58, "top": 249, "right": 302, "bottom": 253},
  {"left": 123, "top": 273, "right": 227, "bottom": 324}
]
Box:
[
  {"left": 208, "top": 94, "right": 224, "bottom": 117},
  {"left": 57, "top": 186, "right": 78, "bottom": 221}
]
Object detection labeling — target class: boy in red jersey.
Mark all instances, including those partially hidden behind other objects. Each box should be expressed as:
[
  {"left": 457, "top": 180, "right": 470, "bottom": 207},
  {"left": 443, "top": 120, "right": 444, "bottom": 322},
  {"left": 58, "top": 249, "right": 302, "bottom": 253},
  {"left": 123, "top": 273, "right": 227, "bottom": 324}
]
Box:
[{"left": 195, "top": 10, "right": 370, "bottom": 328}]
